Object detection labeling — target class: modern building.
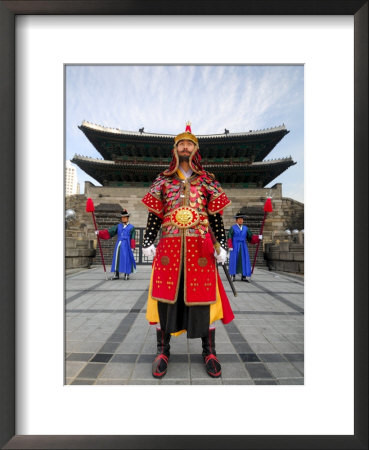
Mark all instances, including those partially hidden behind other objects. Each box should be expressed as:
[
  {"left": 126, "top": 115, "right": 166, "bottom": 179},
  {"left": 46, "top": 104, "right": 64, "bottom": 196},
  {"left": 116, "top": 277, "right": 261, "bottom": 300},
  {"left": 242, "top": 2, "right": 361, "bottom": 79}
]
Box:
[{"left": 65, "top": 160, "right": 79, "bottom": 196}]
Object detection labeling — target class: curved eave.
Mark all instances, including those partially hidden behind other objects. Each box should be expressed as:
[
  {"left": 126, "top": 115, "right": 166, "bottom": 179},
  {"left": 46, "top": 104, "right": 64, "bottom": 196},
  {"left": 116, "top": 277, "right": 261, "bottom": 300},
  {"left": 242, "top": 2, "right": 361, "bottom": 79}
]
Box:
[
  {"left": 72, "top": 155, "right": 295, "bottom": 187},
  {"left": 80, "top": 120, "right": 288, "bottom": 140},
  {"left": 79, "top": 121, "right": 289, "bottom": 161}
]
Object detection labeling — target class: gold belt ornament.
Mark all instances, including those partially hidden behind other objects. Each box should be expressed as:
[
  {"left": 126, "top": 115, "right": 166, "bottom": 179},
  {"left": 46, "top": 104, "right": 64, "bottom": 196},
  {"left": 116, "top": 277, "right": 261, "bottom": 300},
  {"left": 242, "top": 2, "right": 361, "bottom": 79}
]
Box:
[{"left": 170, "top": 206, "right": 200, "bottom": 229}]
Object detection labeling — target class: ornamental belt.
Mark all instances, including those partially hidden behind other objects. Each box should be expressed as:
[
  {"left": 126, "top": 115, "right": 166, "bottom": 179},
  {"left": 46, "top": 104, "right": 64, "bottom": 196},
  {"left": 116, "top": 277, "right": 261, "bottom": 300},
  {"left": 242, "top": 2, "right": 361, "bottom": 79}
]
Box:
[{"left": 161, "top": 207, "right": 208, "bottom": 230}]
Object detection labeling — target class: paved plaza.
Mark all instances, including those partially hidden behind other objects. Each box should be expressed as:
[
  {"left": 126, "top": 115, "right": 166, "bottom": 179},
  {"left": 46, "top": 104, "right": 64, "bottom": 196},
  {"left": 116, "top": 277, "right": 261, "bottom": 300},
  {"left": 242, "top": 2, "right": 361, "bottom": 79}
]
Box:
[{"left": 65, "top": 265, "right": 304, "bottom": 385}]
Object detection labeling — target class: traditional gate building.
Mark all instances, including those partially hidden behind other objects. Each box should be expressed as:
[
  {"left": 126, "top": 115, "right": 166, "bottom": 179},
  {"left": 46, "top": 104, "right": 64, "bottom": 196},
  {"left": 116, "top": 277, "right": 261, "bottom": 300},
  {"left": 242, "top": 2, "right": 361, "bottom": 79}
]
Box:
[{"left": 68, "top": 121, "right": 303, "bottom": 269}]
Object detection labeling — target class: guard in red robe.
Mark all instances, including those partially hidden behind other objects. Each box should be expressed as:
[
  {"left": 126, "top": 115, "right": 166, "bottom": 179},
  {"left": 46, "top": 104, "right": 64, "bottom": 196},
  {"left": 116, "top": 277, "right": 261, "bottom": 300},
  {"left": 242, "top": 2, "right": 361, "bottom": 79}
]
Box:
[{"left": 142, "top": 123, "right": 234, "bottom": 379}]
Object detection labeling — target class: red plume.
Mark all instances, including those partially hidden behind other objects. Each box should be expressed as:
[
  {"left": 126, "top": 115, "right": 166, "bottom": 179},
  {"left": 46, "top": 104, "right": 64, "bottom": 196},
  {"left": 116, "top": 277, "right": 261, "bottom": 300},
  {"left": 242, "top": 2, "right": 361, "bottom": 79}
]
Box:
[
  {"left": 264, "top": 197, "right": 273, "bottom": 213},
  {"left": 185, "top": 123, "right": 192, "bottom": 133},
  {"left": 86, "top": 198, "right": 95, "bottom": 212}
]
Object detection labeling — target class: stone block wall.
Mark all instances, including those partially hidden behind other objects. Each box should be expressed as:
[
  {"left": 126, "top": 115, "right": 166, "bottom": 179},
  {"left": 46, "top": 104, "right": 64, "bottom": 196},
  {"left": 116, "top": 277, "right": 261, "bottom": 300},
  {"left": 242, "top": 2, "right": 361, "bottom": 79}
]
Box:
[
  {"left": 263, "top": 232, "right": 304, "bottom": 274},
  {"left": 65, "top": 194, "right": 97, "bottom": 269},
  {"left": 64, "top": 182, "right": 304, "bottom": 269}
]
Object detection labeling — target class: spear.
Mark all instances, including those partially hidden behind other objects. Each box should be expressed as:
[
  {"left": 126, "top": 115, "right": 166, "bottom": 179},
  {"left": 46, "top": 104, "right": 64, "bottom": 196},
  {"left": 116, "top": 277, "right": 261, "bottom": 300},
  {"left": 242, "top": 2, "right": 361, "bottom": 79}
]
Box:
[
  {"left": 251, "top": 196, "right": 273, "bottom": 275},
  {"left": 208, "top": 228, "right": 237, "bottom": 297},
  {"left": 86, "top": 198, "right": 108, "bottom": 280}
]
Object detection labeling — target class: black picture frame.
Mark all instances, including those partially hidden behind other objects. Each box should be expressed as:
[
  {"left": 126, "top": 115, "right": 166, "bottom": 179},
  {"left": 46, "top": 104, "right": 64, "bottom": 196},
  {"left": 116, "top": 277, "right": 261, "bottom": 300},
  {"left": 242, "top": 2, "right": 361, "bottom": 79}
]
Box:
[{"left": 1, "top": 1, "right": 367, "bottom": 449}]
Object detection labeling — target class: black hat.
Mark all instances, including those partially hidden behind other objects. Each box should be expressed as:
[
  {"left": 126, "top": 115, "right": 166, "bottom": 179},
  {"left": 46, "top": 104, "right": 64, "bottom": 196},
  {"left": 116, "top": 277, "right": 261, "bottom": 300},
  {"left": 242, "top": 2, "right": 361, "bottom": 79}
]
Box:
[
  {"left": 234, "top": 211, "right": 244, "bottom": 219},
  {"left": 120, "top": 209, "right": 130, "bottom": 217}
]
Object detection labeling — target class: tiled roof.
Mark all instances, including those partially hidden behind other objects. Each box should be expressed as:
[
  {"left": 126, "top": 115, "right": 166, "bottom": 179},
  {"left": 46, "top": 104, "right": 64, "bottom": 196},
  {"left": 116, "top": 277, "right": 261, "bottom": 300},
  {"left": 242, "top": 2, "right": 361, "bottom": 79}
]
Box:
[{"left": 80, "top": 120, "right": 288, "bottom": 140}]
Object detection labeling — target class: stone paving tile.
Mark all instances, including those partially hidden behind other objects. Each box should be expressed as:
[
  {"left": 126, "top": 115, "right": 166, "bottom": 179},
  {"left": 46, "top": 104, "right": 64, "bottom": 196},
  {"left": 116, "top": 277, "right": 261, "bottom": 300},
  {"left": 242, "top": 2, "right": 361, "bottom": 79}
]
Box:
[
  {"left": 264, "top": 362, "right": 302, "bottom": 378},
  {"left": 237, "top": 325, "right": 263, "bottom": 334},
  {"left": 69, "top": 341, "right": 106, "bottom": 353},
  {"left": 263, "top": 332, "right": 289, "bottom": 342},
  {"left": 116, "top": 340, "right": 144, "bottom": 354},
  {"left": 244, "top": 363, "right": 274, "bottom": 379},
  {"left": 221, "top": 362, "right": 251, "bottom": 379},
  {"left": 190, "top": 363, "right": 209, "bottom": 379},
  {"left": 191, "top": 378, "right": 222, "bottom": 385},
  {"left": 90, "top": 353, "right": 113, "bottom": 363},
  {"left": 283, "top": 353, "right": 304, "bottom": 362},
  {"left": 212, "top": 342, "right": 236, "bottom": 353},
  {"left": 127, "top": 379, "right": 161, "bottom": 385},
  {"left": 290, "top": 361, "right": 304, "bottom": 374},
  {"left": 160, "top": 379, "right": 192, "bottom": 385},
  {"left": 98, "top": 362, "right": 134, "bottom": 380},
  {"left": 254, "top": 379, "right": 278, "bottom": 385},
  {"left": 248, "top": 343, "right": 279, "bottom": 353},
  {"left": 67, "top": 331, "right": 93, "bottom": 341},
  {"left": 99, "top": 342, "right": 121, "bottom": 353},
  {"left": 138, "top": 354, "right": 155, "bottom": 363},
  {"left": 77, "top": 363, "right": 106, "bottom": 379},
  {"left": 292, "top": 343, "right": 304, "bottom": 352},
  {"left": 65, "top": 361, "right": 86, "bottom": 378},
  {"left": 232, "top": 342, "right": 255, "bottom": 353},
  {"left": 66, "top": 352, "right": 94, "bottom": 362},
  {"left": 111, "top": 354, "right": 137, "bottom": 363},
  {"left": 278, "top": 378, "right": 304, "bottom": 385},
  {"left": 270, "top": 342, "right": 301, "bottom": 353},
  {"left": 257, "top": 353, "right": 286, "bottom": 363},
  {"left": 131, "top": 363, "right": 155, "bottom": 380},
  {"left": 95, "top": 379, "right": 129, "bottom": 385},
  {"left": 165, "top": 362, "right": 190, "bottom": 379},
  {"left": 71, "top": 378, "right": 95, "bottom": 385},
  {"left": 283, "top": 333, "right": 304, "bottom": 343},
  {"left": 222, "top": 379, "right": 254, "bottom": 385},
  {"left": 241, "top": 333, "right": 270, "bottom": 343},
  {"left": 239, "top": 353, "right": 261, "bottom": 363}
]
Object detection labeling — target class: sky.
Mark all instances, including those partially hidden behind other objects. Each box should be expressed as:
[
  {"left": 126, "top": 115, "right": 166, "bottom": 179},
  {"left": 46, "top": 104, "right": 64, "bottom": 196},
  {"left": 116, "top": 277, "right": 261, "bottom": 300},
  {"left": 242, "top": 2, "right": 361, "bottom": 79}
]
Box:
[{"left": 66, "top": 65, "right": 304, "bottom": 202}]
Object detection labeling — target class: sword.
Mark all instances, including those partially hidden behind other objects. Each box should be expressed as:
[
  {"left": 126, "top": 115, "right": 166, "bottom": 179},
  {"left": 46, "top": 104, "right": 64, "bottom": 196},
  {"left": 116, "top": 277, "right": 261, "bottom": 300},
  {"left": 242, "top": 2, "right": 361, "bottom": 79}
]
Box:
[{"left": 208, "top": 228, "right": 237, "bottom": 297}]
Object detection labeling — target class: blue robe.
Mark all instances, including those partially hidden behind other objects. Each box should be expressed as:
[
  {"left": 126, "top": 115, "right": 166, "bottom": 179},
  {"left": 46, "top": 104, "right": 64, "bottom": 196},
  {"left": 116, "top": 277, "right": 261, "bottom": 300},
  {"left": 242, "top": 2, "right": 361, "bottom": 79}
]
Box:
[
  {"left": 228, "top": 224, "right": 252, "bottom": 277},
  {"left": 111, "top": 223, "right": 136, "bottom": 274}
]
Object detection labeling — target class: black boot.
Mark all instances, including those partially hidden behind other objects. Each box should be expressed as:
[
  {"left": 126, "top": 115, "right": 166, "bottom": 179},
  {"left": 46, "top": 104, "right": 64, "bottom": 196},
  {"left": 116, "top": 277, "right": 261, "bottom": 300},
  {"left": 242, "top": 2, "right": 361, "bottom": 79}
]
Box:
[
  {"left": 152, "top": 329, "right": 171, "bottom": 378},
  {"left": 201, "top": 328, "right": 221, "bottom": 378},
  {"left": 241, "top": 276, "right": 250, "bottom": 282},
  {"left": 125, "top": 273, "right": 130, "bottom": 280},
  {"left": 112, "top": 271, "right": 119, "bottom": 280}
]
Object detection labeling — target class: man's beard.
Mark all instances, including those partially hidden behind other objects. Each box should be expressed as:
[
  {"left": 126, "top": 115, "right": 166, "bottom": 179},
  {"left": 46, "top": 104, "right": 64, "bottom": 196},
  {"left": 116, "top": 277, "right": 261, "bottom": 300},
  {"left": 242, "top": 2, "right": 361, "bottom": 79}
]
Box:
[{"left": 179, "top": 155, "right": 190, "bottom": 162}]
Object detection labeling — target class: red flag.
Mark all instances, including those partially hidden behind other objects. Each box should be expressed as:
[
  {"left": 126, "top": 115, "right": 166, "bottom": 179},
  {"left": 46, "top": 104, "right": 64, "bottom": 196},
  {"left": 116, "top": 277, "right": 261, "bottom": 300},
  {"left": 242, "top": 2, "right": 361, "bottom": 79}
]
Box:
[
  {"left": 86, "top": 197, "right": 95, "bottom": 212},
  {"left": 264, "top": 197, "right": 273, "bottom": 213}
]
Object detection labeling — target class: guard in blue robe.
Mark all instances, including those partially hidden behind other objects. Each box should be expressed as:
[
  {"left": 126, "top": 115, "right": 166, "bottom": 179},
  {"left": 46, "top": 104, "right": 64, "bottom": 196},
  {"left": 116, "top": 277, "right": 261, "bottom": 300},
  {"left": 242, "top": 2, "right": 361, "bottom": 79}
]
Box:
[
  {"left": 96, "top": 209, "right": 136, "bottom": 280},
  {"left": 227, "top": 213, "right": 261, "bottom": 282}
]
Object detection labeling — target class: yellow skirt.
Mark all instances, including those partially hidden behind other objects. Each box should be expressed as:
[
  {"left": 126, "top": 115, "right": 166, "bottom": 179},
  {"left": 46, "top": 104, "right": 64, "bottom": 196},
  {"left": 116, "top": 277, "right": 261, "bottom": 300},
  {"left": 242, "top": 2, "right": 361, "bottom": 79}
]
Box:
[{"left": 145, "top": 270, "right": 223, "bottom": 336}]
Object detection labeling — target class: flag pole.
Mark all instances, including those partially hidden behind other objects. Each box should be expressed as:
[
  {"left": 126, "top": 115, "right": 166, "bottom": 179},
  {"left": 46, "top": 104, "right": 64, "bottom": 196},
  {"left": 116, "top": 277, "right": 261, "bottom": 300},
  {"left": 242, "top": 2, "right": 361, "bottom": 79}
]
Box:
[
  {"left": 86, "top": 198, "right": 108, "bottom": 280},
  {"left": 251, "top": 196, "right": 273, "bottom": 275}
]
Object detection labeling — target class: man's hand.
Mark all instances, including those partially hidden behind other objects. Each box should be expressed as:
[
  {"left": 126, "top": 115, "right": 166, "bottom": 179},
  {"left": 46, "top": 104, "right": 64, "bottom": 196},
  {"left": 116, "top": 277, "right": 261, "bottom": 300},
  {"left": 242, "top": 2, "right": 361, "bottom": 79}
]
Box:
[
  {"left": 214, "top": 247, "right": 227, "bottom": 264},
  {"left": 259, "top": 235, "right": 263, "bottom": 240},
  {"left": 95, "top": 230, "right": 99, "bottom": 236},
  {"left": 143, "top": 244, "right": 156, "bottom": 258}
]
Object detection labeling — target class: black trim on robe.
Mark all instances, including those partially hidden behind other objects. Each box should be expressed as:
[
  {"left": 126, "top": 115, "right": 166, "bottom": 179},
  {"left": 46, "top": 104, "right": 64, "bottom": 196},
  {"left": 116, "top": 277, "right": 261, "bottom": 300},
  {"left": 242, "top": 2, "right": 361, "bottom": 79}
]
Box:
[{"left": 143, "top": 212, "right": 162, "bottom": 248}]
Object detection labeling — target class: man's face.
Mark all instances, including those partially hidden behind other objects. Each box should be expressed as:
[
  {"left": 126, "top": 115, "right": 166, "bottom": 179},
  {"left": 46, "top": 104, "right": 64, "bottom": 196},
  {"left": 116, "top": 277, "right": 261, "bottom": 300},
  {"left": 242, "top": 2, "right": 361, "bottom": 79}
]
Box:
[
  {"left": 236, "top": 217, "right": 244, "bottom": 225},
  {"left": 177, "top": 139, "right": 195, "bottom": 162},
  {"left": 121, "top": 216, "right": 128, "bottom": 223}
]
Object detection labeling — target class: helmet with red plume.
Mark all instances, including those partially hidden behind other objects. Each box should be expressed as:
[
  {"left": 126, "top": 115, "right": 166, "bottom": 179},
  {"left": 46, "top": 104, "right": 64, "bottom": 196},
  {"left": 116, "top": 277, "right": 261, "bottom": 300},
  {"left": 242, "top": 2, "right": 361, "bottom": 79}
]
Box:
[{"left": 163, "top": 122, "right": 204, "bottom": 176}]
